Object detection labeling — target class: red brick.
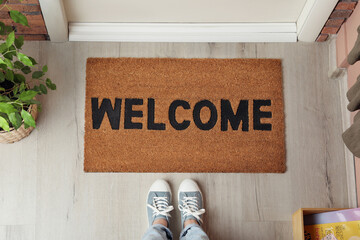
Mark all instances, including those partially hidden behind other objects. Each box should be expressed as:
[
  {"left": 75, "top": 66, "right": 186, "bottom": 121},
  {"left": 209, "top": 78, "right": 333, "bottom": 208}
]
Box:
[
  {"left": 336, "top": 2, "right": 357, "bottom": 10},
  {"left": 0, "top": 11, "right": 9, "bottom": 18},
  {"left": 1, "top": 14, "right": 47, "bottom": 35},
  {"left": 21, "top": 34, "right": 48, "bottom": 41},
  {"left": 321, "top": 26, "right": 339, "bottom": 34},
  {"left": 0, "top": 33, "right": 48, "bottom": 41},
  {"left": 330, "top": 10, "right": 353, "bottom": 18},
  {"left": 0, "top": 4, "right": 41, "bottom": 13},
  {"left": 0, "top": 11, "right": 43, "bottom": 22},
  {"left": 316, "top": 34, "right": 329, "bottom": 42},
  {"left": 7, "top": 0, "right": 40, "bottom": 4},
  {"left": 2, "top": 14, "right": 45, "bottom": 24},
  {"left": 15, "top": 24, "right": 47, "bottom": 34},
  {"left": 326, "top": 18, "right": 345, "bottom": 27}
]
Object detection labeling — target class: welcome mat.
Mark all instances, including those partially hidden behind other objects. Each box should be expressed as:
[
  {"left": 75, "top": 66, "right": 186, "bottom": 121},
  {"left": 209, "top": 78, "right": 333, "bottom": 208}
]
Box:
[{"left": 84, "top": 58, "right": 285, "bottom": 173}]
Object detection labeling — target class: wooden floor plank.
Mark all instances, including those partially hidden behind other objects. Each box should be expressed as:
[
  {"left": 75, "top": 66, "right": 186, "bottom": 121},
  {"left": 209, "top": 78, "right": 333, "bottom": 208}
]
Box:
[{"left": 0, "top": 225, "right": 35, "bottom": 240}]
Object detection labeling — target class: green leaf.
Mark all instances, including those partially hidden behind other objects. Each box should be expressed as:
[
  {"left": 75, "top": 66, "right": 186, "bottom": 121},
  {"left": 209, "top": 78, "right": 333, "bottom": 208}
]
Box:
[
  {"left": 5, "top": 69, "right": 14, "bottom": 81},
  {"left": 42, "top": 65, "right": 48, "bottom": 73},
  {"left": 14, "top": 36, "right": 24, "bottom": 49},
  {"left": 19, "top": 82, "right": 26, "bottom": 92},
  {"left": 32, "top": 71, "right": 43, "bottom": 79},
  {"left": 0, "top": 64, "right": 7, "bottom": 71},
  {"left": 0, "top": 87, "right": 5, "bottom": 92},
  {"left": 0, "top": 95, "right": 9, "bottom": 101},
  {"left": 0, "top": 102, "right": 16, "bottom": 114},
  {"left": 28, "top": 56, "right": 37, "bottom": 65},
  {"left": 0, "top": 24, "right": 13, "bottom": 37},
  {"left": 24, "top": 99, "right": 41, "bottom": 105},
  {"left": 46, "top": 78, "right": 56, "bottom": 90},
  {"left": 17, "top": 52, "right": 33, "bottom": 67},
  {"left": 0, "top": 22, "right": 5, "bottom": 35},
  {"left": 45, "top": 78, "right": 52, "bottom": 87},
  {"left": 39, "top": 84, "right": 47, "bottom": 94},
  {"left": 32, "top": 85, "right": 39, "bottom": 92},
  {"left": 14, "top": 61, "right": 24, "bottom": 69},
  {"left": 10, "top": 10, "right": 29, "bottom": 27},
  {"left": 4, "top": 46, "right": 17, "bottom": 61},
  {"left": 13, "top": 86, "right": 18, "bottom": 95},
  {"left": 21, "top": 109, "right": 35, "bottom": 128},
  {"left": 3, "top": 53, "right": 13, "bottom": 61},
  {"left": 14, "top": 74, "right": 25, "bottom": 83},
  {"left": 4, "top": 26, "right": 13, "bottom": 34},
  {"left": 0, "top": 71, "right": 4, "bottom": 83},
  {"left": 0, "top": 43, "right": 8, "bottom": 53},
  {"left": 21, "top": 66, "right": 31, "bottom": 74},
  {"left": 0, "top": 116, "right": 9, "bottom": 131},
  {"left": 4, "top": 58, "right": 13, "bottom": 69},
  {"left": 8, "top": 112, "right": 22, "bottom": 129},
  {"left": 19, "top": 90, "right": 38, "bottom": 101},
  {"left": 6, "top": 31, "right": 15, "bottom": 48}
]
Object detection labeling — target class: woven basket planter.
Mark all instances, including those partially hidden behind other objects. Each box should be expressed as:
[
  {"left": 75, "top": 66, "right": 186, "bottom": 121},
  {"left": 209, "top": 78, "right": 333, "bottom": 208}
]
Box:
[{"left": 0, "top": 104, "right": 38, "bottom": 144}]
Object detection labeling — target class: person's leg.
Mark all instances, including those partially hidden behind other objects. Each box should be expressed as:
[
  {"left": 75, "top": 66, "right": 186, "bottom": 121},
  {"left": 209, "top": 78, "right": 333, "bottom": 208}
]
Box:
[
  {"left": 142, "top": 224, "right": 173, "bottom": 240},
  {"left": 178, "top": 179, "right": 209, "bottom": 240},
  {"left": 179, "top": 224, "right": 209, "bottom": 240},
  {"left": 142, "top": 179, "right": 174, "bottom": 240}
]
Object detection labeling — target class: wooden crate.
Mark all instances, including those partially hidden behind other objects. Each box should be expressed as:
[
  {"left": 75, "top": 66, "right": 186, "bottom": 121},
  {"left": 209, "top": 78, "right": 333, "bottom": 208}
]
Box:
[{"left": 292, "top": 208, "right": 347, "bottom": 240}]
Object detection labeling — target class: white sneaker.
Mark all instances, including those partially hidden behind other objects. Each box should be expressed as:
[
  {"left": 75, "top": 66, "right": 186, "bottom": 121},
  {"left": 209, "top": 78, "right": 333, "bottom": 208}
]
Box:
[
  {"left": 178, "top": 179, "right": 205, "bottom": 228},
  {"left": 146, "top": 179, "right": 174, "bottom": 227}
]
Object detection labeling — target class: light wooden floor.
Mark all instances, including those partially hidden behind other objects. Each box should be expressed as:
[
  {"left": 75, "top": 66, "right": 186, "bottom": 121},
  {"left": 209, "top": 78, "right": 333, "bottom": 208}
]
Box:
[{"left": 0, "top": 42, "right": 356, "bottom": 240}]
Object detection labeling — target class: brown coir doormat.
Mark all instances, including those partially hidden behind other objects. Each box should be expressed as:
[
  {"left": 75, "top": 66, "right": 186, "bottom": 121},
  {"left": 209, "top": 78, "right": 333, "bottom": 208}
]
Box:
[{"left": 85, "top": 58, "right": 285, "bottom": 173}]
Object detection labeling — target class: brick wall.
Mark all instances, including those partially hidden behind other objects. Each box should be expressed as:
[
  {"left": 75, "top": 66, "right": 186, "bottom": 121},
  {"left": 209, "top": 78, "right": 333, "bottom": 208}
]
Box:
[
  {"left": 0, "top": 0, "right": 48, "bottom": 40},
  {"left": 317, "top": 0, "right": 358, "bottom": 42}
]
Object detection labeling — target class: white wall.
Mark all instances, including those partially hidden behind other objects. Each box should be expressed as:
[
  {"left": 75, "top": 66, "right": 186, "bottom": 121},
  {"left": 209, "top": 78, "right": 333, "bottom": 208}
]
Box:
[{"left": 63, "top": 0, "right": 307, "bottom": 23}]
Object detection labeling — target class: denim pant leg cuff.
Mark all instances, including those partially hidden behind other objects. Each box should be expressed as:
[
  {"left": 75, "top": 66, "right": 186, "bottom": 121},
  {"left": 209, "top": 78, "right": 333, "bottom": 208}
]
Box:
[
  {"left": 142, "top": 224, "right": 173, "bottom": 240},
  {"left": 179, "top": 223, "right": 203, "bottom": 238},
  {"left": 155, "top": 224, "right": 173, "bottom": 240}
]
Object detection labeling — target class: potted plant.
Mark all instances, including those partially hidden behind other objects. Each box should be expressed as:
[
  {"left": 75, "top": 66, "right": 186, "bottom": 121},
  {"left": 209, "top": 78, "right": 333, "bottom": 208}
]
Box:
[{"left": 0, "top": 0, "right": 56, "bottom": 143}]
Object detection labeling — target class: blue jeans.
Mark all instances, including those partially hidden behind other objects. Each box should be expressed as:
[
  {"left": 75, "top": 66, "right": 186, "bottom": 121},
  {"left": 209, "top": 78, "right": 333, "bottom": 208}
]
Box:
[{"left": 142, "top": 224, "right": 209, "bottom": 240}]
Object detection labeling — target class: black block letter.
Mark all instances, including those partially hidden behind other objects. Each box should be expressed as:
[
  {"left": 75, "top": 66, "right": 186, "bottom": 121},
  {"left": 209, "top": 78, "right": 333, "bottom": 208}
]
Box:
[
  {"left": 148, "top": 98, "right": 166, "bottom": 130},
  {"left": 253, "top": 100, "right": 272, "bottom": 131},
  {"left": 91, "top": 98, "right": 122, "bottom": 130},
  {"left": 169, "top": 100, "right": 190, "bottom": 130},
  {"left": 124, "top": 98, "right": 143, "bottom": 129},
  {"left": 221, "top": 99, "right": 249, "bottom": 131},
  {"left": 193, "top": 100, "right": 217, "bottom": 131}
]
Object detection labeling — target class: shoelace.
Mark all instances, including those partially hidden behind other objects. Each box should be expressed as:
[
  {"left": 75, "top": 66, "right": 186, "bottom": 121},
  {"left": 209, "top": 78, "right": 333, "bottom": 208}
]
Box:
[
  {"left": 147, "top": 196, "right": 174, "bottom": 218},
  {"left": 178, "top": 196, "right": 205, "bottom": 223}
]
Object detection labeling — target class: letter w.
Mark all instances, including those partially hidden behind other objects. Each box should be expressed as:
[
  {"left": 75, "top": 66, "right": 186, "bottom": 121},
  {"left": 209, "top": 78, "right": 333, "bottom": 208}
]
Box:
[{"left": 92, "top": 98, "right": 122, "bottom": 130}]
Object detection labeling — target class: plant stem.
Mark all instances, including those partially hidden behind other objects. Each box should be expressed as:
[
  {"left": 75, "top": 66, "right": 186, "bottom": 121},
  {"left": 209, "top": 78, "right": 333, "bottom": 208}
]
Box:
[{"left": 0, "top": 0, "right": 9, "bottom": 11}]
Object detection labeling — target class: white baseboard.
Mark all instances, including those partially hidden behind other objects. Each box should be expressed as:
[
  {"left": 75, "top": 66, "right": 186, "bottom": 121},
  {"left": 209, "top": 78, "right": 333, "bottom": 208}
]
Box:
[{"left": 69, "top": 23, "right": 297, "bottom": 42}]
